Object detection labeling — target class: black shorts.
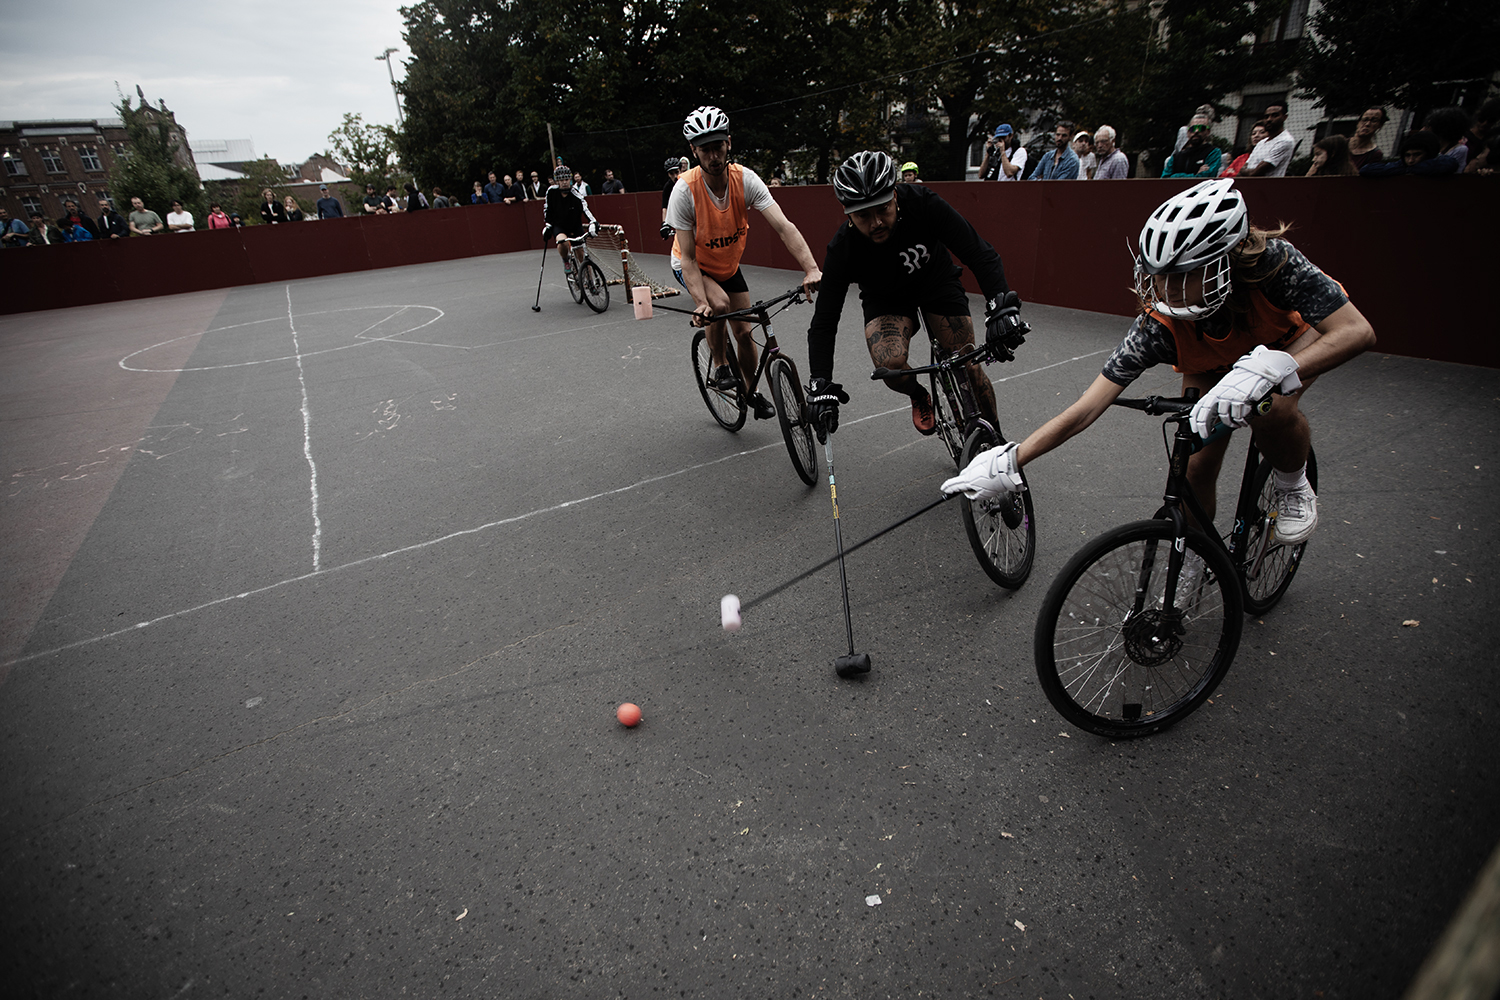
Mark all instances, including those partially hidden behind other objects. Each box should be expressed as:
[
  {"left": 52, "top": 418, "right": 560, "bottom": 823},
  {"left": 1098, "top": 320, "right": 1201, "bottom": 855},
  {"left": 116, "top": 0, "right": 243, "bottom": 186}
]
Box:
[
  {"left": 859, "top": 280, "right": 971, "bottom": 328},
  {"left": 558, "top": 224, "right": 586, "bottom": 240},
  {"left": 674, "top": 264, "right": 749, "bottom": 296}
]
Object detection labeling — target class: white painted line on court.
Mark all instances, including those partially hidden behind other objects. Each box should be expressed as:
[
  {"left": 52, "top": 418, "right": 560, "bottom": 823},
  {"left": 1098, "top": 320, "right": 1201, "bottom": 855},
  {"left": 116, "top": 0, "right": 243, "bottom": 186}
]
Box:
[{"left": 286, "top": 286, "right": 323, "bottom": 571}]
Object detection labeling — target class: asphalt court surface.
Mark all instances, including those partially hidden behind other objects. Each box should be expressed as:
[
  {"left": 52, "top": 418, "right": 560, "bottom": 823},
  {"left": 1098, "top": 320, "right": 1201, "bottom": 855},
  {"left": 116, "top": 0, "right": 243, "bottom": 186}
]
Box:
[{"left": 2, "top": 248, "right": 1497, "bottom": 998}]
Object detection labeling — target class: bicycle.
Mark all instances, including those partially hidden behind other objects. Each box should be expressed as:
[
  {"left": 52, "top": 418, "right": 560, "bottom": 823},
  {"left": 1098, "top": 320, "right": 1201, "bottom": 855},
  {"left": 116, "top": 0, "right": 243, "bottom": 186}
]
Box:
[
  {"left": 684, "top": 287, "right": 820, "bottom": 486},
  {"left": 871, "top": 326, "right": 1035, "bottom": 590},
  {"left": 556, "top": 233, "right": 610, "bottom": 313},
  {"left": 1033, "top": 391, "right": 1319, "bottom": 738}
]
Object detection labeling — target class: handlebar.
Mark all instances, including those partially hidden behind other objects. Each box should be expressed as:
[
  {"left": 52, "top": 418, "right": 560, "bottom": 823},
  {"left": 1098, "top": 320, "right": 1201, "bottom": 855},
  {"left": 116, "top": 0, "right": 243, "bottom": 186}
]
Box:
[
  {"left": 712, "top": 286, "right": 808, "bottom": 323},
  {"left": 870, "top": 341, "right": 994, "bottom": 382},
  {"left": 1112, "top": 394, "right": 1197, "bottom": 416}
]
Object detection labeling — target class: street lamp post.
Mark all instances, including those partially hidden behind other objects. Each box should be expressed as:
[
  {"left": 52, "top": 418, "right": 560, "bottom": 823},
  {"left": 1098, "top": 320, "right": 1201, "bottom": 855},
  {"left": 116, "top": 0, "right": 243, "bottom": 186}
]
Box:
[{"left": 375, "top": 48, "right": 403, "bottom": 127}]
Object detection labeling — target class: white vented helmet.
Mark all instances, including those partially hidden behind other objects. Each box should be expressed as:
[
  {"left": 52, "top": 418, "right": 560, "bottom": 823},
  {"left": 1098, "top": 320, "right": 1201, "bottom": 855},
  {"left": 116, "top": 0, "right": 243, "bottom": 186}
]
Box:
[
  {"left": 683, "top": 106, "right": 730, "bottom": 145},
  {"left": 1134, "top": 179, "right": 1248, "bottom": 319}
]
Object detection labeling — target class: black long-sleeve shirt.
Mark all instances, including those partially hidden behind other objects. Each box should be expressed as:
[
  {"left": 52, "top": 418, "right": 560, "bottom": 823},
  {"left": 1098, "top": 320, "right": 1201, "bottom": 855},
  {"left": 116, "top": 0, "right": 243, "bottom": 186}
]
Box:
[{"left": 806, "top": 184, "right": 1009, "bottom": 382}]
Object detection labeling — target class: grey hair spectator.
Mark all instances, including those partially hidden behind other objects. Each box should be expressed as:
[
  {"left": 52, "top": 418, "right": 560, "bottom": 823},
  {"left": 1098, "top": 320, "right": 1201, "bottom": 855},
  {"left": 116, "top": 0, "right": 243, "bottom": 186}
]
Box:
[{"left": 1093, "top": 126, "right": 1129, "bottom": 179}]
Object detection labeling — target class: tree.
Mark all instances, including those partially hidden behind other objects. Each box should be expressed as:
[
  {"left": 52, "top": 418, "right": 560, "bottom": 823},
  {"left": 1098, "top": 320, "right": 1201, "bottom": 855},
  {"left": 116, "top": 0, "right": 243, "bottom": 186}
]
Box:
[
  {"left": 109, "top": 89, "right": 204, "bottom": 223},
  {"left": 1301, "top": 0, "right": 1500, "bottom": 118},
  {"left": 328, "top": 113, "right": 402, "bottom": 192},
  {"left": 202, "top": 157, "right": 293, "bottom": 225}
]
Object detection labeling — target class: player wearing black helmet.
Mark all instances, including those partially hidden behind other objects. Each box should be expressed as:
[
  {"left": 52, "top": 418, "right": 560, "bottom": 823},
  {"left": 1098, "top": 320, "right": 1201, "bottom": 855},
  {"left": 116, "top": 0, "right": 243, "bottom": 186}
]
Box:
[
  {"left": 805, "top": 150, "right": 1025, "bottom": 439},
  {"left": 660, "top": 157, "right": 681, "bottom": 241}
]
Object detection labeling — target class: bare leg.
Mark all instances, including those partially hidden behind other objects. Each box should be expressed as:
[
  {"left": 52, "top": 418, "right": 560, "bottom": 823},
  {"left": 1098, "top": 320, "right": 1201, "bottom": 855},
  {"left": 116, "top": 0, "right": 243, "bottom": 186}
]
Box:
[
  {"left": 926, "top": 311, "right": 997, "bottom": 427},
  {"left": 864, "top": 315, "right": 920, "bottom": 397}
]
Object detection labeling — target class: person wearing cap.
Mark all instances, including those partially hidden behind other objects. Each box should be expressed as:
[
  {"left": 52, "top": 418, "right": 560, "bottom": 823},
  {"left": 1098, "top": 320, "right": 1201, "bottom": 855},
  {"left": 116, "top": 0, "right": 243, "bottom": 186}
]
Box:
[
  {"left": 979, "top": 124, "right": 1026, "bottom": 181},
  {"left": 315, "top": 185, "right": 344, "bottom": 219},
  {"left": 900, "top": 161, "right": 921, "bottom": 183},
  {"left": 667, "top": 105, "right": 823, "bottom": 422},
  {"left": 804, "top": 151, "right": 1026, "bottom": 440},
  {"left": 1072, "top": 131, "right": 1097, "bottom": 180}
]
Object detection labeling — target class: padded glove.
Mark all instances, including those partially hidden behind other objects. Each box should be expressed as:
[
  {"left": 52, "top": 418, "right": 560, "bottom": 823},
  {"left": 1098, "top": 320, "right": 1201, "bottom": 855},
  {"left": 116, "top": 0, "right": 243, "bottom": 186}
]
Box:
[
  {"left": 984, "top": 290, "right": 1028, "bottom": 357},
  {"left": 542, "top": 224, "right": 554, "bottom": 240},
  {"left": 807, "top": 379, "right": 849, "bottom": 443},
  {"left": 1189, "top": 345, "right": 1301, "bottom": 439},
  {"left": 941, "top": 441, "right": 1024, "bottom": 500},
  {"left": 660, "top": 222, "right": 674, "bottom": 241}
]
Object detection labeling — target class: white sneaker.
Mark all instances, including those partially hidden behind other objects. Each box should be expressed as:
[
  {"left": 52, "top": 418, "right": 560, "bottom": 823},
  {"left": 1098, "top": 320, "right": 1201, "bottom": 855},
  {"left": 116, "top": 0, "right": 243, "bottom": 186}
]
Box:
[
  {"left": 1271, "top": 483, "right": 1318, "bottom": 546},
  {"left": 1173, "top": 551, "right": 1207, "bottom": 615}
]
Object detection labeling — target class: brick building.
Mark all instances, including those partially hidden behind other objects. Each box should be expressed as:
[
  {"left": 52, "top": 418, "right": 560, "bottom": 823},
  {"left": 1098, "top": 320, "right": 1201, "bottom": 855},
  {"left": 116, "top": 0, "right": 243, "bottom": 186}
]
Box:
[{"left": 0, "top": 118, "right": 130, "bottom": 221}]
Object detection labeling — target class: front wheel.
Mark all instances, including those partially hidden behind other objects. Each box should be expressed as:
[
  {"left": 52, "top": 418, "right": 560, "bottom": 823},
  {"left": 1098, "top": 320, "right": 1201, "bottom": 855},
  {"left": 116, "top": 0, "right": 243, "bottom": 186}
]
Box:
[
  {"left": 1035, "top": 519, "right": 1243, "bottom": 738},
  {"left": 958, "top": 427, "right": 1035, "bottom": 589},
  {"left": 928, "top": 347, "right": 963, "bottom": 466},
  {"left": 691, "top": 330, "right": 746, "bottom": 432},
  {"left": 579, "top": 259, "right": 609, "bottom": 313},
  {"left": 1237, "top": 447, "right": 1318, "bottom": 615},
  {"left": 564, "top": 253, "right": 583, "bottom": 303},
  {"left": 767, "top": 357, "right": 817, "bottom": 486}
]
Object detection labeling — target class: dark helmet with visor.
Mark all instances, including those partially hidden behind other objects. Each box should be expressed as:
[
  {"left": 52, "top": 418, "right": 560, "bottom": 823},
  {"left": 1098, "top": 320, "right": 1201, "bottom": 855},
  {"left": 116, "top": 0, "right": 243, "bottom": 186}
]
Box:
[{"left": 832, "top": 151, "right": 899, "bottom": 214}]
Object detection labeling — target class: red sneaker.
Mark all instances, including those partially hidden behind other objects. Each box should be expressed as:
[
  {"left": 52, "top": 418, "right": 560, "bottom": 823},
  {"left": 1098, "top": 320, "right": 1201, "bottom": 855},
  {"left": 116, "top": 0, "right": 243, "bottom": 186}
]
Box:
[{"left": 911, "top": 391, "right": 936, "bottom": 435}]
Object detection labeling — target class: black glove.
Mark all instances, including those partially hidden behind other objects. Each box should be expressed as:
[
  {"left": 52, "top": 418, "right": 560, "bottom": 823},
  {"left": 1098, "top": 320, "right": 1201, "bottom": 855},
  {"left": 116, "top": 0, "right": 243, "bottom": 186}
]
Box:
[
  {"left": 984, "top": 290, "right": 1028, "bottom": 360},
  {"left": 660, "top": 222, "right": 674, "bottom": 241},
  {"left": 807, "top": 379, "right": 849, "bottom": 443},
  {"left": 542, "top": 224, "right": 554, "bottom": 240}
]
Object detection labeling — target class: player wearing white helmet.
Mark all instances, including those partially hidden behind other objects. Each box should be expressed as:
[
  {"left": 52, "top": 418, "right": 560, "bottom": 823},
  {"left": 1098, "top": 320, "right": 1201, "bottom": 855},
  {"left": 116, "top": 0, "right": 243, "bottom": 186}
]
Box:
[
  {"left": 942, "top": 179, "right": 1375, "bottom": 546},
  {"left": 666, "top": 105, "right": 823, "bottom": 420}
]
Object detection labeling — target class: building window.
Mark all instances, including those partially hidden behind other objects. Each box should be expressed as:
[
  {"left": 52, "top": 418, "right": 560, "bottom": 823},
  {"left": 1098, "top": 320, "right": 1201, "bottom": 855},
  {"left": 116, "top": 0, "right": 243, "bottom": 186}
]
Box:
[
  {"left": 79, "top": 146, "right": 103, "bottom": 172},
  {"left": 4, "top": 154, "right": 27, "bottom": 176},
  {"left": 20, "top": 196, "right": 43, "bottom": 218},
  {"left": 41, "top": 148, "right": 66, "bottom": 173}
]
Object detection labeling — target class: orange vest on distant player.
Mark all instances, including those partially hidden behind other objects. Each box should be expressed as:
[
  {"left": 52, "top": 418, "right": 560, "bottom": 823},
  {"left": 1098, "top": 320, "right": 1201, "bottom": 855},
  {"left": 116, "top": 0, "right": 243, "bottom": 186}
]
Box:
[
  {"left": 1153, "top": 278, "right": 1343, "bottom": 374},
  {"left": 671, "top": 165, "right": 750, "bottom": 282}
]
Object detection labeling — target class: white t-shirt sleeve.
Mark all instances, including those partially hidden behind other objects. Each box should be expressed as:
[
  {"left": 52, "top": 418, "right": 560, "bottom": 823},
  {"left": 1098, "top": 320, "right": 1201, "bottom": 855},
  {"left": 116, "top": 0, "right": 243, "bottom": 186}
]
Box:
[
  {"left": 739, "top": 167, "right": 774, "bottom": 212},
  {"left": 1246, "top": 131, "right": 1294, "bottom": 176},
  {"left": 1002, "top": 146, "right": 1027, "bottom": 180},
  {"left": 665, "top": 179, "right": 694, "bottom": 232}
]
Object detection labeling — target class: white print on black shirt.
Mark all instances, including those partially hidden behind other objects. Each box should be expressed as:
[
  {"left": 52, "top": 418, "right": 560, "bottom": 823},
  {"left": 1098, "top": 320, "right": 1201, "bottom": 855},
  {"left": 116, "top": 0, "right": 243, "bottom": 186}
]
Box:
[{"left": 898, "top": 244, "right": 931, "bottom": 274}]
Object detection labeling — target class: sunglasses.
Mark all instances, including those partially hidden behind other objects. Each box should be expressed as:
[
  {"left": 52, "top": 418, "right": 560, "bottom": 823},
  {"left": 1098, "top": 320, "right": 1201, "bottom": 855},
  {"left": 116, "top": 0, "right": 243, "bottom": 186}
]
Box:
[{"left": 1189, "top": 124, "right": 1208, "bottom": 133}]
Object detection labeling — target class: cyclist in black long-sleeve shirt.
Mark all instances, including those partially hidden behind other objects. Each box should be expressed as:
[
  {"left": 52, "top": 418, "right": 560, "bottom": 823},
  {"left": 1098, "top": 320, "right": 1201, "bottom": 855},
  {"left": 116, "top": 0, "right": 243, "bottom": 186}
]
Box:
[{"left": 805, "top": 151, "right": 1025, "bottom": 438}]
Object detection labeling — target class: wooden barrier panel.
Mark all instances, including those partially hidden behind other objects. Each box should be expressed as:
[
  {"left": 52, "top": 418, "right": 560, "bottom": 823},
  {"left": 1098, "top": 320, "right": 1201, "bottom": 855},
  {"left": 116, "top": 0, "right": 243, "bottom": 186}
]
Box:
[{"left": 4, "top": 180, "right": 1494, "bottom": 368}]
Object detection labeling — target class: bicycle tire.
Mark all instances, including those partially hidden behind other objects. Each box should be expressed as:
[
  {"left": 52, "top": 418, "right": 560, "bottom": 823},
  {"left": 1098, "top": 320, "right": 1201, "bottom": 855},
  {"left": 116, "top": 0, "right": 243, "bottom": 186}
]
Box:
[
  {"left": 928, "top": 347, "right": 964, "bottom": 466},
  {"left": 579, "top": 259, "right": 609, "bottom": 313},
  {"left": 767, "top": 357, "right": 817, "bottom": 486},
  {"left": 691, "top": 330, "right": 746, "bottom": 432},
  {"left": 565, "top": 256, "right": 583, "bottom": 304},
  {"left": 1237, "top": 447, "right": 1318, "bottom": 615},
  {"left": 958, "top": 427, "right": 1036, "bottom": 589},
  {"left": 1035, "top": 519, "right": 1243, "bottom": 738}
]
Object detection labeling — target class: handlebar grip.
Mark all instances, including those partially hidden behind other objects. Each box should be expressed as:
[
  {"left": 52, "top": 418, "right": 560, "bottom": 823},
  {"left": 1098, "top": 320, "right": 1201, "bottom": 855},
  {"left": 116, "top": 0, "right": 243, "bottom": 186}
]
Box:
[{"left": 871, "top": 367, "right": 897, "bottom": 381}]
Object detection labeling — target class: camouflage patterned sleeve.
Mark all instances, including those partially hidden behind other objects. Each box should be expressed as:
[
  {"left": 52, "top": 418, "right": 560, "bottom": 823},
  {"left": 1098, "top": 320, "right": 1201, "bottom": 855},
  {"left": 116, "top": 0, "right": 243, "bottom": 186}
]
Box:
[
  {"left": 1101, "top": 314, "right": 1178, "bottom": 387},
  {"left": 1253, "top": 239, "right": 1349, "bottom": 327}
]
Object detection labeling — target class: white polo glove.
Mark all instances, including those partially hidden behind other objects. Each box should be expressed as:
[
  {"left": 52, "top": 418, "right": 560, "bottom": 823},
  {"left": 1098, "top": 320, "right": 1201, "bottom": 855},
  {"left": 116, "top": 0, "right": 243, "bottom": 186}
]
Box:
[
  {"left": 1189, "top": 345, "right": 1302, "bottom": 439},
  {"left": 941, "top": 441, "right": 1024, "bottom": 501}
]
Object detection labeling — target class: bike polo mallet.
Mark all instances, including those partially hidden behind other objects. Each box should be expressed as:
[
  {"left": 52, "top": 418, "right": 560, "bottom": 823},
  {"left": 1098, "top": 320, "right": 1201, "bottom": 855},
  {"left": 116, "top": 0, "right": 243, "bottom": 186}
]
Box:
[
  {"left": 819, "top": 410, "right": 871, "bottom": 678},
  {"left": 530, "top": 237, "right": 549, "bottom": 312}
]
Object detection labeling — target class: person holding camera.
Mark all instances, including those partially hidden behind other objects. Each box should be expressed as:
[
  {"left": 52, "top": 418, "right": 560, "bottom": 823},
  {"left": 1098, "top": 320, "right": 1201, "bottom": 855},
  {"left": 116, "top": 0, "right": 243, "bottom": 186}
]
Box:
[{"left": 978, "top": 124, "right": 1026, "bottom": 181}]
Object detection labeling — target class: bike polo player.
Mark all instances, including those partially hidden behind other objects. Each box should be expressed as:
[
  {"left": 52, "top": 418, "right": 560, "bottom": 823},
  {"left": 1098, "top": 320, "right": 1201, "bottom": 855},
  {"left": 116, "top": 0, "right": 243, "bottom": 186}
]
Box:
[
  {"left": 943, "top": 178, "right": 1375, "bottom": 546},
  {"left": 666, "top": 105, "right": 823, "bottom": 420},
  {"left": 542, "top": 165, "right": 598, "bottom": 274},
  {"left": 803, "top": 150, "right": 1027, "bottom": 441}
]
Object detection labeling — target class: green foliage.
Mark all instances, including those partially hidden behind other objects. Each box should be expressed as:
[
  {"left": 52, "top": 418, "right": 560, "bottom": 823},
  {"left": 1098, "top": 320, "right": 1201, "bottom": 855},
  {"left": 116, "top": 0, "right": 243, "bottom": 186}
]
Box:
[
  {"left": 202, "top": 158, "right": 294, "bottom": 225},
  {"left": 109, "top": 91, "right": 205, "bottom": 224},
  {"left": 328, "top": 113, "right": 402, "bottom": 190},
  {"left": 1301, "top": 0, "right": 1500, "bottom": 116}
]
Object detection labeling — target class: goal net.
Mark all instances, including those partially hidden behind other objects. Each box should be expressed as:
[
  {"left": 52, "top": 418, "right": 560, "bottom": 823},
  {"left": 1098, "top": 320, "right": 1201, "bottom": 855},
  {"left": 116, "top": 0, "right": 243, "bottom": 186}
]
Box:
[{"left": 584, "top": 224, "right": 681, "bottom": 302}]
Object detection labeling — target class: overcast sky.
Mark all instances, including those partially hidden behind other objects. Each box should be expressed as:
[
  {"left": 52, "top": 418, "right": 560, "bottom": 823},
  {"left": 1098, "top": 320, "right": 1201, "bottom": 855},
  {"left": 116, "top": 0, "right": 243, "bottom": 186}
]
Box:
[{"left": 1, "top": 0, "right": 411, "bottom": 165}]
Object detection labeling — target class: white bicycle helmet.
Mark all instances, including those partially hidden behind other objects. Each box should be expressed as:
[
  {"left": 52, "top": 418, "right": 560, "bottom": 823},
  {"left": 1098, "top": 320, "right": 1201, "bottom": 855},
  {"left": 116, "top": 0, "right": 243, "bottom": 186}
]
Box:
[
  {"left": 683, "top": 106, "right": 730, "bottom": 145},
  {"left": 1134, "top": 178, "right": 1248, "bottom": 319}
]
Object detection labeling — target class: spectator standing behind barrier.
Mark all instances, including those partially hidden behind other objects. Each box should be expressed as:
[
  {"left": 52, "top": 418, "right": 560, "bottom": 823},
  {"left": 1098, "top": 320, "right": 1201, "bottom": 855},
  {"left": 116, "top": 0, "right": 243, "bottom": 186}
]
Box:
[
  {"left": 1162, "top": 115, "right": 1222, "bottom": 178},
  {"left": 363, "top": 184, "right": 383, "bottom": 213},
  {"left": 1072, "top": 132, "right": 1097, "bottom": 179},
  {"left": 206, "top": 203, "right": 232, "bottom": 229},
  {"left": 525, "top": 171, "right": 545, "bottom": 200},
  {"left": 1092, "top": 127, "right": 1128, "bottom": 179},
  {"left": 1466, "top": 132, "right": 1498, "bottom": 175},
  {"left": 259, "top": 189, "right": 287, "bottom": 225},
  {"left": 96, "top": 199, "right": 127, "bottom": 239},
  {"left": 0, "top": 207, "right": 28, "bottom": 247},
  {"left": 484, "top": 171, "right": 505, "bottom": 203},
  {"left": 979, "top": 124, "right": 1026, "bottom": 180},
  {"left": 57, "top": 199, "right": 99, "bottom": 239},
  {"left": 404, "top": 182, "right": 429, "bottom": 210},
  {"left": 128, "top": 196, "right": 163, "bottom": 236},
  {"left": 381, "top": 186, "right": 402, "bottom": 212},
  {"left": 284, "top": 195, "right": 304, "bottom": 222},
  {"left": 505, "top": 175, "right": 526, "bottom": 203},
  {"left": 26, "top": 212, "right": 65, "bottom": 245},
  {"left": 166, "top": 199, "right": 194, "bottom": 232},
  {"left": 1240, "top": 102, "right": 1294, "bottom": 177},
  {"left": 1360, "top": 130, "right": 1457, "bottom": 177},
  {"left": 315, "top": 184, "right": 344, "bottom": 218},
  {"left": 1464, "top": 99, "right": 1500, "bottom": 160},
  {"left": 1028, "top": 121, "right": 1081, "bottom": 180},
  {"left": 572, "top": 172, "right": 592, "bottom": 196},
  {"left": 431, "top": 187, "right": 450, "bottom": 208},
  {"left": 1347, "top": 108, "right": 1387, "bottom": 170},
  {"left": 470, "top": 181, "right": 485, "bottom": 205},
  {"left": 1423, "top": 106, "right": 1472, "bottom": 171},
  {"left": 1305, "top": 135, "right": 1358, "bottom": 176},
  {"left": 1220, "top": 122, "right": 1267, "bottom": 179},
  {"left": 1172, "top": 104, "right": 1218, "bottom": 153},
  {"left": 512, "top": 168, "right": 531, "bottom": 199},
  {"left": 601, "top": 168, "right": 626, "bottom": 194}
]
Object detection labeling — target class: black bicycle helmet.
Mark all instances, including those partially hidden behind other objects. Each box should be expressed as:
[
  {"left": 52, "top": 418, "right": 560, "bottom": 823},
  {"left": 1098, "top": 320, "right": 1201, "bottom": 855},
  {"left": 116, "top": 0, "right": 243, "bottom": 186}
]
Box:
[
  {"left": 664, "top": 157, "right": 682, "bottom": 173},
  {"left": 832, "top": 151, "right": 899, "bottom": 214}
]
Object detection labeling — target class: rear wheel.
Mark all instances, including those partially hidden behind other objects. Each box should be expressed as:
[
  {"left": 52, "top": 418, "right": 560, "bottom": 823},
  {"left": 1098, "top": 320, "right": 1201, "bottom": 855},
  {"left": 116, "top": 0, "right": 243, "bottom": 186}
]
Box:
[
  {"left": 1035, "top": 519, "right": 1242, "bottom": 738},
  {"left": 768, "top": 357, "right": 817, "bottom": 486},
  {"left": 691, "top": 330, "right": 746, "bottom": 432},
  {"left": 1237, "top": 447, "right": 1318, "bottom": 615},
  {"left": 580, "top": 259, "right": 609, "bottom": 313},
  {"left": 958, "top": 427, "right": 1036, "bottom": 590}
]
